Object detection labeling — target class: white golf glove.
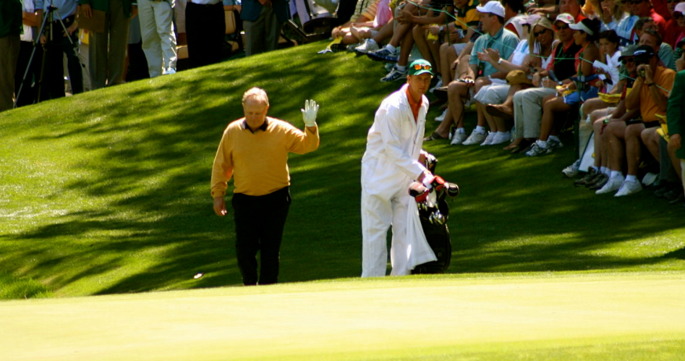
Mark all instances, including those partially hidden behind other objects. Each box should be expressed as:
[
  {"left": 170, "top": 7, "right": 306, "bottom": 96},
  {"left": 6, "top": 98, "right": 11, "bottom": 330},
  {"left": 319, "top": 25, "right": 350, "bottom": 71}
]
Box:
[{"left": 301, "top": 99, "right": 319, "bottom": 127}]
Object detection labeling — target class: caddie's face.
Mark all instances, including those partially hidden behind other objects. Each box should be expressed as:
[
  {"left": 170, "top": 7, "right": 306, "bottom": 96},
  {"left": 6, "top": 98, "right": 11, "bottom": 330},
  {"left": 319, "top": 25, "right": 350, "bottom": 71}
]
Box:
[
  {"left": 243, "top": 98, "right": 269, "bottom": 129},
  {"left": 407, "top": 73, "right": 433, "bottom": 96}
]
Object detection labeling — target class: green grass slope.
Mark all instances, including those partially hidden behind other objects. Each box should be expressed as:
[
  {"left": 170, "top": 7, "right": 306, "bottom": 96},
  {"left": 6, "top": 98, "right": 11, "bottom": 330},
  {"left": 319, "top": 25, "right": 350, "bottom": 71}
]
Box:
[{"left": 1, "top": 41, "right": 684, "bottom": 298}]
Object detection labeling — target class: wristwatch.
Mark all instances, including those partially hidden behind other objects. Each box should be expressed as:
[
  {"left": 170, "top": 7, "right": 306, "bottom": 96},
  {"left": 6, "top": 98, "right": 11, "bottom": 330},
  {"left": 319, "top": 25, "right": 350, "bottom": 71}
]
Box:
[{"left": 497, "top": 58, "right": 503, "bottom": 64}]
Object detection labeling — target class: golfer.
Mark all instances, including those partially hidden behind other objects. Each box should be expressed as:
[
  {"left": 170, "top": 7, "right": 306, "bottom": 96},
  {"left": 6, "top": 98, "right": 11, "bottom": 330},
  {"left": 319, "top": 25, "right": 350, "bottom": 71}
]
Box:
[
  {"left": 211, "top": 87, "right": 320, "bottom": 285},
  {"left": 361, "top": 59, "right": 438, "bottom": 277}
]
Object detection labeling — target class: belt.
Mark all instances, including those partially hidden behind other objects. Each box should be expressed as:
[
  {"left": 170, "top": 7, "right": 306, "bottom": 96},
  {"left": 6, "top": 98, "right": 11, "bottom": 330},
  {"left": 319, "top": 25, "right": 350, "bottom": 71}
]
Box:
[{"left": 189, "top": 0, "right": 222, "bottom": 5}]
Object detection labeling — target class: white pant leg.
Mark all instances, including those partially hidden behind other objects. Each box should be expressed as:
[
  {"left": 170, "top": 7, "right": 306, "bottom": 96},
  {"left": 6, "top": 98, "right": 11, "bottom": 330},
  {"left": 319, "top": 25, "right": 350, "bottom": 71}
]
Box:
[
  {"left": 361, "top": 190, "right": 393, "bottom": 277},
  {"left": 139, "top": 0, "right": 163, "bottom": 77},
  {"left": 513, "top": 91, "right": 525, "bottom": 139},
  {"left": 153, "top": 0, "right": 177, "bottom": 71},
  {"left": 389, "top": 192, "right": 411, "bottom": 276}
]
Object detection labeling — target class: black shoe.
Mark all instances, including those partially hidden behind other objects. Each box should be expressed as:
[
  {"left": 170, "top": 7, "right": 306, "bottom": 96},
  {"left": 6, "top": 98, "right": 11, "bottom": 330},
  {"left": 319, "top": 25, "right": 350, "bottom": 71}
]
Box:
[
  {"left": 574, "top": 169, "right": 597, "bottom": 187},
  {"left": 588, "top": 174, "right": 609, "bottom": 190},
  {"left": 654, "top": 182, "right": 676, "bottom": 198},
  {"left": 664, "top": 188, "right": 685, "bottom": 203}
]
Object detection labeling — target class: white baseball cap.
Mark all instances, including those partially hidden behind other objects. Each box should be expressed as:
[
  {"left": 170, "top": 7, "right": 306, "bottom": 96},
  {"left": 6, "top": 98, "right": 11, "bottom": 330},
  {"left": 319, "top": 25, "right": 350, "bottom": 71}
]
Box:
[
  {"left": 555, "top": 13, "right": 576, "bottom": 25},
  {"left": 569, "top": 19, "right": 594, "bottom": 35},
  {"left": 675, "top": 2, "right": 685, "bottom": 15},
  {"left": 476, "top": 1, "right": 505, "bottom": 18}
]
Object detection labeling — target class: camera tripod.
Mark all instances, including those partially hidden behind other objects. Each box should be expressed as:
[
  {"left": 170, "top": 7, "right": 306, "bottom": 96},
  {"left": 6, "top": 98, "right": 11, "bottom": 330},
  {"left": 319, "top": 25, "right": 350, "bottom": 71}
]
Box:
[{"left": 14, "top": 2, "right": 84, "bottom": 108}]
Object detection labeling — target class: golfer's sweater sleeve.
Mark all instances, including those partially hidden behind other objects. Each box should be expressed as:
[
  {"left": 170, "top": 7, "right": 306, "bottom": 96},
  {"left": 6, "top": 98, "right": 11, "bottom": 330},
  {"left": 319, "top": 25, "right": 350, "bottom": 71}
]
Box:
[{"left": 210, "top": 127, "right": 234, "bottom": 198}]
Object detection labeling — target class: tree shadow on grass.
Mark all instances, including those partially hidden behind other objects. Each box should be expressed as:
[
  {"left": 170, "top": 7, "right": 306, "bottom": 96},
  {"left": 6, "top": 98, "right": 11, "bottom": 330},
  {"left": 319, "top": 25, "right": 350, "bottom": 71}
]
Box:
[{"left": 3, "top": 44, "right": 684, "bottom": 298}]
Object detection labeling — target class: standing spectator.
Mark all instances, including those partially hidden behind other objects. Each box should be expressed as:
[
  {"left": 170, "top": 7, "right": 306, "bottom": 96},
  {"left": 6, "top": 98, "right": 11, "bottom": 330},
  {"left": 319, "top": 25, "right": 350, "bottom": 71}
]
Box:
[
  {"left": 15, "top": 0, "right": 41, "bottom": 107},
  {"left": 211, "top": 88, "right": 320, "bottom": 285},
  {"left": 138, "top": 0, "right": 177, "bottom": 77},
  {"left": 185, "top": 0, "right": 225, "bottom": 68},
  {"left": 361, "top": 59, "right": 438, "bottom": 277},
  {"left": 0, "top": 0, "right": 22, "bottom": 112},
  {"left": 36, "top": 0, "right": 83, "bottom": 100},
  {"left": 80, "top": 0, "right": 137, "bottom": 89},
  {"left": 241, "top": 0, "right": 289, "bottom": 56}
]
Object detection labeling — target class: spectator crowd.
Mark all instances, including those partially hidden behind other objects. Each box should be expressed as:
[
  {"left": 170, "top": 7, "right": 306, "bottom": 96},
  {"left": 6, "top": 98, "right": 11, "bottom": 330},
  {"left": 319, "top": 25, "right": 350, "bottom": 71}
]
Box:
[{"left": 339, "top": 0, "right": 685, "bottom": 204}]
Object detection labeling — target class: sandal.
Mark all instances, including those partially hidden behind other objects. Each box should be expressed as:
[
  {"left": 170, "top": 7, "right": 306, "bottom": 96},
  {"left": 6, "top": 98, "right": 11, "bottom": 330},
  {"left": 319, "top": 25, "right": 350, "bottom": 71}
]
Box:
[{"left": 424, "top": 131, "right": 448, "bottom": 141}]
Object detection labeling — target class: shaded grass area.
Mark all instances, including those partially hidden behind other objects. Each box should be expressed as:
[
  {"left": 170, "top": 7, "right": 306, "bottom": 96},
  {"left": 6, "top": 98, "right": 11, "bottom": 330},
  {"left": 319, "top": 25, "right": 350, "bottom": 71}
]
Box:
[{"left": 0, "top": 41, "right": 684, "bottom": 298}]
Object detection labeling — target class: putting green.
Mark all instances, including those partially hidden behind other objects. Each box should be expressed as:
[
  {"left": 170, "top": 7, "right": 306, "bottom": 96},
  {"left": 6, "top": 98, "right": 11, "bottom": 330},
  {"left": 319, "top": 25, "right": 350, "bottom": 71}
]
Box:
[{"left": 1, "top": 272, "right": 684, "bottom": 361}]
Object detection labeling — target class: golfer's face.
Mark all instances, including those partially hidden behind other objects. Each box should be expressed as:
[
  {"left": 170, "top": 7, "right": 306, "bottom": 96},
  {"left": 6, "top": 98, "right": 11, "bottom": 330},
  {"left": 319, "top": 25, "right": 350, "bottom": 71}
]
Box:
[{"left": 243, "top": 98, "right": 268, "bottom": 129}]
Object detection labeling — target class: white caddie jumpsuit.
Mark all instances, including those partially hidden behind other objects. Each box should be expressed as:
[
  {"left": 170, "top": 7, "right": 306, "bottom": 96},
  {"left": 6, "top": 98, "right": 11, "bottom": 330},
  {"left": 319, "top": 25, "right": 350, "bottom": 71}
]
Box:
[{"left": 361, "top": 84, "right": 437, "bottom": 277}]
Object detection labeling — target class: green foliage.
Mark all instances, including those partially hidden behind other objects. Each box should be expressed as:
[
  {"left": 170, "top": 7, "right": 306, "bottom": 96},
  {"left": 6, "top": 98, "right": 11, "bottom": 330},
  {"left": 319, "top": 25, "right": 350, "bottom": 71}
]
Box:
[{"left": 0, "top": 42, "right": 684, "bottom": 299}]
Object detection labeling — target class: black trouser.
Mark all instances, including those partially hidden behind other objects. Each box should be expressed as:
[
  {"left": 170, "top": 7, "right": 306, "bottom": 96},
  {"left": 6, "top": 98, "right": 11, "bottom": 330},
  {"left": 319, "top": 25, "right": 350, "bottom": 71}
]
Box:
[
  {"left": 232, "top": 187, "right": 291, "bottom": 285},
  {"left": 185, "top": 2, "right": 225, "bottom": 69},
  {"left": 39, "top": 15, "right": 83, "bottom": 100},
  {"left": 14, "top": 41, "right": 41, "bottom": 107}
]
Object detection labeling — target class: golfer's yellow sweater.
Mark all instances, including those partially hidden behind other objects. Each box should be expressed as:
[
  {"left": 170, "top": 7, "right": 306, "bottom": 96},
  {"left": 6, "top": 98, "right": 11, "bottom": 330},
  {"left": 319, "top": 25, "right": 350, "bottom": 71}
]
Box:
[{"left": 211, "top": 117, "right": 319, "bottom": 197}]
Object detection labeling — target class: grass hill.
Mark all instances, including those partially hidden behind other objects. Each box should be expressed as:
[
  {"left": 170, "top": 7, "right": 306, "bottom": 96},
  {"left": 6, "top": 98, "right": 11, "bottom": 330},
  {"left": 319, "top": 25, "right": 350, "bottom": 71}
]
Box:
[{"left": 1, "top": 41, "right": 684, "bottom": 300}]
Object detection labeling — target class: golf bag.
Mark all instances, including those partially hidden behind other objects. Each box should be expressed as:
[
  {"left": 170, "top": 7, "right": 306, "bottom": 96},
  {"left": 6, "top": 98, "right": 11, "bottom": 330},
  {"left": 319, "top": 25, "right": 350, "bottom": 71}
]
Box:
[{"left": 409, "top": 152, "right": 459, "bottom": 274}]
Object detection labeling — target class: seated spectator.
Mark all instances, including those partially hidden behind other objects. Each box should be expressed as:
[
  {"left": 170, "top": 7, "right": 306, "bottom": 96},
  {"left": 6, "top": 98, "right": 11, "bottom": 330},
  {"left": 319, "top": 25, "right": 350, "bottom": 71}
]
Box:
[
  {"left": 526, "top": 18, "right": 602, "bottom": 156},
  {"left": 598, "top": 0, "right": 626, "bottom": 32},
  {"left": 615, "top": 0, "right": 639, "bottom": 46},
  {"left": 507, "top": 13, "right": 580, "bottom": 153},
  {"left": 502, "top": 0, "right": 527, "bottom": 39},
  {"left": 425, "top": 1, "right": 519, "bottom": 143},
  {"left": 436, "top": 0, "right": 480, "bottom": 88},
  {"left": 671, "top": 3, "right": 685, "bottom": 48},
  {"left": 572, "top": 45, "right": 639, "bottom": 183},
  {"left": 596, "top": 45, "right": 675, "bottom": 196},
  {"left": 368, "top": 0, "right": 454, "bottom": 82},
  {"left": 635, "top": 17, "right": 676, "bottom": 69},
  {"left": 334, "top": 0, "right": 391, "bottom": 45}
]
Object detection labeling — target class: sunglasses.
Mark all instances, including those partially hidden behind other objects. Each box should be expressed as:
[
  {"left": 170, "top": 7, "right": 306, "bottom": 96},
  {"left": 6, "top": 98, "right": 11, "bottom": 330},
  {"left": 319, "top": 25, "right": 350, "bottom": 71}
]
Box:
[
  {"left": 413, "top": 64, "right": 432, "bottom": 71},
  {"left": 534, "top": 29, "right": 548, "bottom": 37}
]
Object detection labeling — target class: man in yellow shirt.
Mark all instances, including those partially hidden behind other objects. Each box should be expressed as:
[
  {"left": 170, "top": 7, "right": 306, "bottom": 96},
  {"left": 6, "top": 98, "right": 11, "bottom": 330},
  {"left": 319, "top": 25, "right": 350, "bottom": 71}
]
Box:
[{"left": 211, "top": 88, "right": 320, "bottom": 285}]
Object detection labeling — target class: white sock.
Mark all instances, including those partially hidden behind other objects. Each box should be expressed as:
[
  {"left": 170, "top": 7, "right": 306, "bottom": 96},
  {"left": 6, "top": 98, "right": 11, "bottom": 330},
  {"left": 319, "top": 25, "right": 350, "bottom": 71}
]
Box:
[
  {"left": 395, "top": 64, "right": 406, "bottom": 72},
  {"left": 475, "top": 125, "right": 486, "bottom": 134},
  {"left": 625, "top": 174, "right": 637, "bottom": 182},
  {"left": 548, "top": 135, "right": 560, "bottom": 143},
  {"left": 610, "top": 170, "right": 623, "bottom": 179},
  {"left": 536, "top": 140, "right": 548, "bottom": 148},
  {"left": 386, "top": 44, "right": 396, "bottom": 52},
  {"left": 456, "top": 127, "right": 466, "bottom": 134},
  {"left": 601, "top": 166, "right": 610, "bottom": 175},
  {"left": 368, "top": 39, "right": 377, "bottom": 46}
]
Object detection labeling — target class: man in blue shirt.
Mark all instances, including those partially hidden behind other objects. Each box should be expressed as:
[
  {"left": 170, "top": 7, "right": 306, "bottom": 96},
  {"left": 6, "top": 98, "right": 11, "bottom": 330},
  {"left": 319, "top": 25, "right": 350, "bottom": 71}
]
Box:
[
  {"left": 36, "top": 0, "right": 83, "bottom": 99},
  {"left": 429, "top": 1, "right": 519, "bottom": 145}
]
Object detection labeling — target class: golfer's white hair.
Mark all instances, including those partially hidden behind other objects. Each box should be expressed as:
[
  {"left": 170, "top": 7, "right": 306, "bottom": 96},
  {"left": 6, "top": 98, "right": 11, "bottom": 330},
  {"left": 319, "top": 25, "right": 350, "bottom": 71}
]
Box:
[{"left": 242, "top": 87, "right": 269, "bottom": 106}]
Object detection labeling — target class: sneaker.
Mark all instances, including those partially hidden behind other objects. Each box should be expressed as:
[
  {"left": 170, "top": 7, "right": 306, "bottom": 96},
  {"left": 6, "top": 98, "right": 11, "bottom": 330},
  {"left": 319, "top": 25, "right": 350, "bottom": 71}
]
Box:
[
  {"left": 354, "top": 39, "right": 379, "bottom": 54},
  {"left": 367, "top": 47, "right": 399, "bottom": 62},
  {"left": 163, "top": 68, "right": 176, "bottom": 75},
  {"left": 547, "top": 138, "right": 563, "bottom": 151},
  {"left": 462, "top": 130, "right": 487, "bottom": 145},
  {"left": 642, "top": 172, "right": 658, "bottom": 187},
  {"left": 596, "top": 174, "right": 625, "bottom": 194},
  {"left": 525, "top": 141, "right": 549, "bottom": 156},
  {"left": 380, "top": 66, "right": 407, "bottom": 82},
  {"left": 573, "top": 168, "right": 597, "bottom": 186},
  {"left": 614, "top": 178, "right": 643, "bottom": 197},
  {"left": 562, "top": 159, "right": 581, "bottom": 178},
  {"left": 435, "top": 108, "right": 448, "bottom": 122},
  {"left": 490, "top": 131, "right": 511, "bottom": 145},
  {"left": 450, "top": 131, "right": 467, "bottom": 145},
  {"left": 480, "top": 132, "right": 496, "bottom": 146}
]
